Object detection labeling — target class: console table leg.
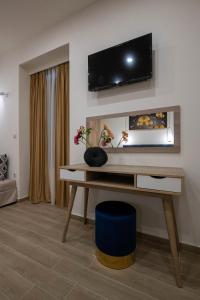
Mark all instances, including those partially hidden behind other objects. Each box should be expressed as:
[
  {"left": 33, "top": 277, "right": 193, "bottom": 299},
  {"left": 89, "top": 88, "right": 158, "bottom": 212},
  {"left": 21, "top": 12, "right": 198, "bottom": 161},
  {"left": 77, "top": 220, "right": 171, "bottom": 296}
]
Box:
[
  {"left": 84, "top": 188, "right": 89, "bottom": 224},
  {"left": 162, "top": 195, "right": 182, "bottom": 288},
  {"left": 62, "top": 185, "right": 77, "bottom": 242},
  {"left": 171, "top": 200, "right": 181, "bottom": 253}
]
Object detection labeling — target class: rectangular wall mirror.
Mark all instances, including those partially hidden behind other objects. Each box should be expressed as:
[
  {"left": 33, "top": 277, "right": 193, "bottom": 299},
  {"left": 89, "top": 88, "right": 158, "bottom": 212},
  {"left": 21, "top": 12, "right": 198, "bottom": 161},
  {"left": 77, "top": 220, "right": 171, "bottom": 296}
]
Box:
[{"left": 87, "top": 106, "right": 180, "bottom": 153}]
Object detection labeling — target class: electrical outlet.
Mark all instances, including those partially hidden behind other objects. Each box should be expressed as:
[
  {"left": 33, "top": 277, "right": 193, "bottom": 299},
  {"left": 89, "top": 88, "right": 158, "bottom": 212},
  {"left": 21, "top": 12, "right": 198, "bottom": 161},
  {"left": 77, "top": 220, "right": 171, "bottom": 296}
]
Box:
[{"left": 13, "top": 173, "right": 16, "bottom": 179}]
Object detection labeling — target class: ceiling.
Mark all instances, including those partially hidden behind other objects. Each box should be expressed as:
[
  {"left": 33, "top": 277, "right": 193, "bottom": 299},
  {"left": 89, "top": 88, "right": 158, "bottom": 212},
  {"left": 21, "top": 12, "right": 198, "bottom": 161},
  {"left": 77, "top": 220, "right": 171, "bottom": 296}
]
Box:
[{"left": 0, "top": 0, "right": 97, "bottom": 55}]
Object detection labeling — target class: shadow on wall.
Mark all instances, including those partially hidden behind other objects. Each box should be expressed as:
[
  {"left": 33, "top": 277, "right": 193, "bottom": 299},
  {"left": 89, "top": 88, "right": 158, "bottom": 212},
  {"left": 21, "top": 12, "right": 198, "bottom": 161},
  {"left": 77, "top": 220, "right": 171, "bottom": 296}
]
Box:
[
  {"left": 87, "top": 189, "right": 165, "bottom": 234},
  {"left": 87, "top": 50, "right": 156, "bottom": 107}
]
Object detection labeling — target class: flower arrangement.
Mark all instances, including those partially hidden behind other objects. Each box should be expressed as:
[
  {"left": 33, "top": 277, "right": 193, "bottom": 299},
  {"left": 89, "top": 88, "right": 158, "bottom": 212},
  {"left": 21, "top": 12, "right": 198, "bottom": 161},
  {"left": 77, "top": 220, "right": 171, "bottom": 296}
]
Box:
[
  {"left": 74, "top": 126, "right": 92, "bottom": 146},
  {"left": 74, "top": 124, "right": 128, "bottom": 148},
  {"left": 99, "top": 124, "right": 115, "bottom": 147},
  {"left": 117, "top": 131, "right": 129, "bottom": 147}
]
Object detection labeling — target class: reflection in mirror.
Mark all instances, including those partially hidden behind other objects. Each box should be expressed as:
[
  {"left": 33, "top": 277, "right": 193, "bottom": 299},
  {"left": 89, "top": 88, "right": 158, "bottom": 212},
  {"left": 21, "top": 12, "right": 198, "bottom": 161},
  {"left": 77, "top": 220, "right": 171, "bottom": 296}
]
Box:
[
  {"left": 100, "top": 111, "right": 174, "bottom": 148},
  {"left": 87, "top": 106, "right": 180, "bottom": 153}
]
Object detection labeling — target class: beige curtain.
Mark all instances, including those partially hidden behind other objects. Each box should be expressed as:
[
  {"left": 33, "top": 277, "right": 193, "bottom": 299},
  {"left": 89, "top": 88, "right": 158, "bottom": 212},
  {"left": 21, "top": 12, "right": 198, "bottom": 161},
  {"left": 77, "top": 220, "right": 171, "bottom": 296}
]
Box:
[
  {"left": 29, "top": 71, "right": 51, "bottom": 203},
  {"left": 55, "top": 63, "right": 69, "bottom": 208}
]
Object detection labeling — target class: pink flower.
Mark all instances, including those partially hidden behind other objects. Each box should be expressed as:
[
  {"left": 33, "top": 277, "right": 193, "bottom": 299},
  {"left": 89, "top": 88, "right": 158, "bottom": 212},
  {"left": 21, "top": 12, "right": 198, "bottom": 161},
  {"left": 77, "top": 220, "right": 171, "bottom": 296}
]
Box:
[
  {"left": 74, "top": 127, "right": 84, "bottom": 145},
  {"left": 74, "top": 125, "right": 92, "bottom": 147},
  {"left": 76, "top": 129, "right": 82, "bottom": 138},
  {"left": 74, "top": 135, "right": 79, "bottom": 145}
]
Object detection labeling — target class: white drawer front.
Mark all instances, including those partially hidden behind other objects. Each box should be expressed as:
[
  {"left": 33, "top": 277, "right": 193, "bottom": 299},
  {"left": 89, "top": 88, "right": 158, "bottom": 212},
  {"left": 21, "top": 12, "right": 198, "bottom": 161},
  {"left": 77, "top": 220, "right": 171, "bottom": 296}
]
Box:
[
  {"left": 60, "top": 169, "right": 85, "bottom": 181},
  {"left": 137, "top": 175, "right": 182, "bottom": 193}
]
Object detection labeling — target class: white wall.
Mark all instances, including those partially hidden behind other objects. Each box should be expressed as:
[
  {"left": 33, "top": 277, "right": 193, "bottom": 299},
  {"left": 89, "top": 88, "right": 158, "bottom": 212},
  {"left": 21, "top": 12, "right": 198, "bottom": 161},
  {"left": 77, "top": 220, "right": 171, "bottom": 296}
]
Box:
[
  {"left": 18, "top": 66, "right": 30, "bottom": 198},
  {"left": 21, "top": 44, "right": 69, "bottom": 75},
  {"left": 0, "top": 0, "right": 200, "bottom": 246},
  {"left": 0, "top": 58, "right": 19, "bottom": 181}
]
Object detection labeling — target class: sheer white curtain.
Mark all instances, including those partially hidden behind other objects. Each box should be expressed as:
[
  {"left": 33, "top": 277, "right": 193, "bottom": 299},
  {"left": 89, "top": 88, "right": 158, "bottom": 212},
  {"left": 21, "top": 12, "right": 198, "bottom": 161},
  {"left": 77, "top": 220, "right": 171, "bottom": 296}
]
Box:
[{"left": 46, "top": 68, "right": 57, "bottom": 205}]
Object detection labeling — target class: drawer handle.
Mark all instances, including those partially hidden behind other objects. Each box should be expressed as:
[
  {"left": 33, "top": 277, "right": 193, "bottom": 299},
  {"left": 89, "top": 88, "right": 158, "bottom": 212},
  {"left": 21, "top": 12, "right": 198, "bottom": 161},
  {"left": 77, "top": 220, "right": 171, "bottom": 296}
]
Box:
[
  {"left": 150, "top": 176, "right": 166, "bottom": 179},
  {"left": 68, "top": 169, "right": 76, "bottom": 172}
]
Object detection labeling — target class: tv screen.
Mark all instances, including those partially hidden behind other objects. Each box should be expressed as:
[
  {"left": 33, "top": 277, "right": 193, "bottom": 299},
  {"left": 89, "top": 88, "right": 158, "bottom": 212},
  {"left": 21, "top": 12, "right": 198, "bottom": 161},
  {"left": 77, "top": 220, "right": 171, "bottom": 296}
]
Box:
[{"left": 88, "top": 33, "right": 152, "bottom": 91}]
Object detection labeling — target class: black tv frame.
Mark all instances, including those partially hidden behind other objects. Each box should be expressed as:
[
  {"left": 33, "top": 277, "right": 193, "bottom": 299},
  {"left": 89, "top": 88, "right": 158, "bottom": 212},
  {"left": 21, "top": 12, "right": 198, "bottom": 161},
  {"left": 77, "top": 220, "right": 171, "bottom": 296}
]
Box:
[{"left": 88, "top": 33, "right": 152, "bottom": 92}]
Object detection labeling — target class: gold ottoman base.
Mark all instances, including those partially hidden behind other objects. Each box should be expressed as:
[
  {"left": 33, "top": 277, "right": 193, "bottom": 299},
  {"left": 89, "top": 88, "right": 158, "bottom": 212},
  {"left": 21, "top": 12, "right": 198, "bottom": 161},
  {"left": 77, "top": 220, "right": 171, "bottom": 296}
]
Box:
[{"left": 96, "top": 248, "right": 135, "bottom": 270}]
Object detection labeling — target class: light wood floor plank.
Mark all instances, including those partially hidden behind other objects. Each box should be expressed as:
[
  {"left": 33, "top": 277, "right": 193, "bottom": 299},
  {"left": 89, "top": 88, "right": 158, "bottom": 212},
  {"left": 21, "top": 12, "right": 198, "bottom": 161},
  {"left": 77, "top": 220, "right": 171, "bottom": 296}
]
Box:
[
  {"left": 21, "top": 286, "right": 57, "bottom": 300},
  {"left": 66, "top": 284, "right": 106, "bottom": 300},
  {"left": 0, "top": 260, "right": 33, "bottom": 300},
  {"left": 0, "top": 209, "right": 54, "bottom": 230},
  {"left": 7, "top": 205, "right": 66, "bottom": 226},
  {"left": 0, "top": 228, "right": 61, "bottom": 268},
  {"left": 137, "top": 239, "right": 200, "bottom": 267},
  {"left": 20, "top": 230, "right": 94, "bottom": 268},
  {"left": 90, "top": 257, "right": 200, "bottom": 300},
  {"left": 0, "top": 219, "right": 28, "bottom": 236},
  {"left": 0, "top": 291, "right": 10, "bottom": 300},
  {"left": 0, "top": 201, "right": 200, "bottom": 300},
  {"left": 54, "top": 257, "right": 157, "bottom": 300},
  {"left": 0, "top": 243, "right": 75, "bottom": 299},
  {"left": 0, "top": 209, "right": 84, "bottom": 242},
  {"left": 0, "top": 210, "right": 51, "bottom": 231},
  {"left": 72, "top": 227, "right": 200, "bottom": 282}
]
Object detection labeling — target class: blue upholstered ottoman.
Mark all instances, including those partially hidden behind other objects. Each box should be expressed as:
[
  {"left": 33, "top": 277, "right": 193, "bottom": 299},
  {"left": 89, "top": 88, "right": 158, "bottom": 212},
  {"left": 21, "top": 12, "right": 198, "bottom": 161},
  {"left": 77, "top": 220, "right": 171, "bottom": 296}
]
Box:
[{"left": 95, "top": 201, "right": 136, "bottom": 269}]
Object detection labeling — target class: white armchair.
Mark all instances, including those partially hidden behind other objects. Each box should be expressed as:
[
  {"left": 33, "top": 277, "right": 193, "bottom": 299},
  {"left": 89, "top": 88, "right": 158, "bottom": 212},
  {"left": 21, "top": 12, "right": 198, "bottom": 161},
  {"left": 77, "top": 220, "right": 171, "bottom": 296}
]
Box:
[
  {"left": 0, "top": 179, "right": 17, "bottom": 207},
  {"left": 0, "top": 154, "right": 17, "bottom": 207}
]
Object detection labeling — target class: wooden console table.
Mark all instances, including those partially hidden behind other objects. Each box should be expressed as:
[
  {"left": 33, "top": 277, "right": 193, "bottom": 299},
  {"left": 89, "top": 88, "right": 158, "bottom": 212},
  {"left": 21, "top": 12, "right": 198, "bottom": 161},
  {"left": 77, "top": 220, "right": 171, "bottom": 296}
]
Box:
[{"left": 60, "top": 163, "right": 184, "bottom": 287}]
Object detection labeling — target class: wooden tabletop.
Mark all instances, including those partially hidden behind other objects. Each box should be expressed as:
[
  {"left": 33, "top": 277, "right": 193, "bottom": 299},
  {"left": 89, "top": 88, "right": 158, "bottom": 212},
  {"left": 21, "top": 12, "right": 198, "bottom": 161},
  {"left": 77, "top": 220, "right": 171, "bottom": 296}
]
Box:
[{"left": 60, "top": 164, "right": 184, "bottom": 178}]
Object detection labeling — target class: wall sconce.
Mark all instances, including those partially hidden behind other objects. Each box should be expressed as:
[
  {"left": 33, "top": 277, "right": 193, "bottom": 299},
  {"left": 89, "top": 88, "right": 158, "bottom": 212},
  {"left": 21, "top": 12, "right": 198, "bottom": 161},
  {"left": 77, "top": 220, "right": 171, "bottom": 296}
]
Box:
[
  {"left": 167, "top": 112, "right": 174, "bottom": 143},
  {"left": 0, "top": 92, "right": 8, "bottom": 97},
  {"left": 167, "top": 127, "right": 173, "bottom": 143},
  {"left": 0, "top": 92, "right": 7, "bottom": 113}
]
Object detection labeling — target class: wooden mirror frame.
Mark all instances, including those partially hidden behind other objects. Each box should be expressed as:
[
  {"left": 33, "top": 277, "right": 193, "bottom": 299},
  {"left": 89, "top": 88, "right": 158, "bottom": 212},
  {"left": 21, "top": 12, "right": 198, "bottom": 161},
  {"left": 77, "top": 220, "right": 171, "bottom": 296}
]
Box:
[{"left": 86, "top": 106, "right": 180, "bottom": 153}]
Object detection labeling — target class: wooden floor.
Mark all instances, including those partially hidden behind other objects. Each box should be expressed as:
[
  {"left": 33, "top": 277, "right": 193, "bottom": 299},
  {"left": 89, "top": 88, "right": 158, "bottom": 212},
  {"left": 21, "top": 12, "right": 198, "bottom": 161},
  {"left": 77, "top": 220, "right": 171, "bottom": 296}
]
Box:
[{"left": 0, "top": 202, "right": 200, "bottom": 300}]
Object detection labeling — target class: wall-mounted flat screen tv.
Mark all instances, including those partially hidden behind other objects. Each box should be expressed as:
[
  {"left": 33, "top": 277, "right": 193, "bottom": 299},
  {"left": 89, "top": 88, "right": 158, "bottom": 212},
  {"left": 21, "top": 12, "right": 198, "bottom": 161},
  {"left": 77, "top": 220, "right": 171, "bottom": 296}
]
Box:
[{"left": 88, "top": 33, "right": 152, "bottom": 91}]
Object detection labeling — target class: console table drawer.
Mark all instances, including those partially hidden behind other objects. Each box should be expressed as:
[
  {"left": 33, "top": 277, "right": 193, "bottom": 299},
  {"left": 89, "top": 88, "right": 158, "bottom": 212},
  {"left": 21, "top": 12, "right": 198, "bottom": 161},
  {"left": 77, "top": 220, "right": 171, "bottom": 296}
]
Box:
[
  {"left": 60, "top": 169, "right": 85, "bottom": 181},
  {"left": 137, "top": 175, "right": 182, "bottom": 193}
]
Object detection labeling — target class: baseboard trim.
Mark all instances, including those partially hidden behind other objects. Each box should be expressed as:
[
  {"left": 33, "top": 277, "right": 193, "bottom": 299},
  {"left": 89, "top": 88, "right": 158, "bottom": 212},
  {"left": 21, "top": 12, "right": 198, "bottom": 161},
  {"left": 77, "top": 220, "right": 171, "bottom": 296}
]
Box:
[
  {"left": 18, "top": 197, "right": 29, "bottom": 202},
  {"left": 71, "top": 214, "right": 200, "bottom": 254},
  {"left": 72, "top": 214, "right": 95, "bottom": 224},
  {"left": 136, "top": 231, "right": 200, "bottom": 254}
]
